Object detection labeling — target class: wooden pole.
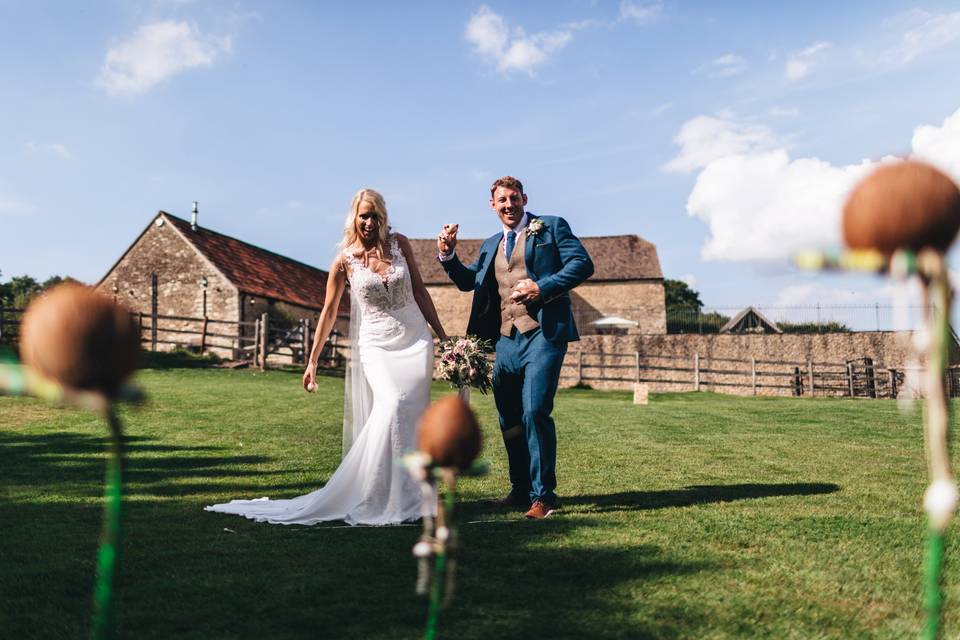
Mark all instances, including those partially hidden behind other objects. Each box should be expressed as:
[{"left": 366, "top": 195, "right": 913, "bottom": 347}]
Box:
[
  {"left": 694, "top": 352, "right": 700, "bottom": 392},
  {"left": 259, "top": 312, "right": 269, "bottom": 371},
  {"left": 808, "top": 360, "right": 814, "bottom": 397},
  {"left": 577, "top": 348, "right": 583, "bottom": 385},
  {"left": 253, "top": 318, "right": 261, "bottom": 366},
  {"left": 303, "top": 318, "right": 312, "bottom": 365},
  {"left": 150, "top": 273, "right": 158, "bottom": 352},
  {"left": 751, "top": 357, "right": 757, "bottom": 395},
  {"left": 889, "top": 368, "right": 898, "bottom": 399},
  {"left": 847, "top": 362, "right": 855, "bottom": 397},
  {"left": 200, "top": 316, "right": 208, "bottom": 354},
  {"left": 635, "top": 350, "right": 641, "bottom": 383}
]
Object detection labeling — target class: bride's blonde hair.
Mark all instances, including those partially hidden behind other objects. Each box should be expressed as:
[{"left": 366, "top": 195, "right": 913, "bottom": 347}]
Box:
[{"left": 342, "top": 188, "right": 390, "bottom": 249}]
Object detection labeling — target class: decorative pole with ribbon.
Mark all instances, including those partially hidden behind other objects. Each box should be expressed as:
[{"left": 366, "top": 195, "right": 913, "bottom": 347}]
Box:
[
  {"left": 3, "top": 283, "right": 142, "bottom": 640},
  {"left": 798, "top": 160, "right": 960, "bottom": 638},
  {"left": 405, "top": 394, "right": 487, "bottom": 640}
]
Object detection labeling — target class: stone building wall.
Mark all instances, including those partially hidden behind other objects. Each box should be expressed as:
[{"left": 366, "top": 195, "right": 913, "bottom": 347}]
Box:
[
  {"left": 571, "top": 281, "right": 665, "bottom": 334},
  {"left": 424, "top": 280, "right": 666, "bottom": 337},
  {"left": 97, "top": 220, "right": 240, "bottom": 357},
  {"left": 559, "top": 331, "right": 954, "bottom": 397}
]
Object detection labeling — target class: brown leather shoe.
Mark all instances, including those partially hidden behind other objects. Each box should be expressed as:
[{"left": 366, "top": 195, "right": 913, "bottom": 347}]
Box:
[
  {"left": 524, "top": 500, "right": 557, "bottom": 519},
  {"left": 483, "top": 491, "right": 531, "bottom": 509}
]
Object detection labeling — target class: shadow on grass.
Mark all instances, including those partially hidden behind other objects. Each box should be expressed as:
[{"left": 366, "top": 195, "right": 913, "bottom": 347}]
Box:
[
  {"left": 1, "top": 499, "right": 713, "bottom": 640},
  {"left": 140, "top": 349, "right": 221, "bottom": 369},
  {"left": 0, "top": 431, "right": 322, "bottom": 498},
  {"left": 561, "top": 482, "right": 841, "bottom": 514}
]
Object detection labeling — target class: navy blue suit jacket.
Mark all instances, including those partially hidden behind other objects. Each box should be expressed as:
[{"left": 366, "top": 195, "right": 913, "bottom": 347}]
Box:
[{"left": 440, "top": 214, "right": 594, "bottom": 344}]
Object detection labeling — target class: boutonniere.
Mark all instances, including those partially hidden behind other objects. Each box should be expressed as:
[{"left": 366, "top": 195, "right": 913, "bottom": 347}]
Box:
[{"left": 526, "top": 218, "right": 546, "bottom": 237}]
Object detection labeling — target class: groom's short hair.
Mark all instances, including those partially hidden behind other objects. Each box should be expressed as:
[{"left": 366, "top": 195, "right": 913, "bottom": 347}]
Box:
[{"left": 490, "top": 176, "right": 524, "bottom": 197}]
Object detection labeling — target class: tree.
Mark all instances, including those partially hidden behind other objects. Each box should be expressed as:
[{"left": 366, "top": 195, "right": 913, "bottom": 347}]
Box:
[
  {"left": 664, "top": 279, "right": 703, "bottom": 311},
  {"left": 0, "top": 273, "right": 76, "bottom": 308}
]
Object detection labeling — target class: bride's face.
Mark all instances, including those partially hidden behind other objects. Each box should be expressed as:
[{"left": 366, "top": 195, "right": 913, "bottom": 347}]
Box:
[{"left": 356, "top": 200, "right": 380, "bottom": 242}]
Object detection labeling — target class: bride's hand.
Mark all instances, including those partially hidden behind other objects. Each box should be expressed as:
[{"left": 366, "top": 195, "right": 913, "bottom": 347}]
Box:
[{"left": 303, "top": 363, "right": 317, "bottom": 392}]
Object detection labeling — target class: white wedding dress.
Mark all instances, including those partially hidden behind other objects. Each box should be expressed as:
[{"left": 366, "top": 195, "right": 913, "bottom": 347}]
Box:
[{"left": 205, "top": 234, "right": 434, "bottom": 525}]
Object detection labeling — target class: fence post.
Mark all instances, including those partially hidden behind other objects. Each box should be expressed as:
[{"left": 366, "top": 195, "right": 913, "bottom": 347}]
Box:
[
  {"left": 808, "top": 360, "right": 814, "bottom": 397},
  {"left": 751, "top": 357, "right": 757, "bottom": 395},
  {"left": 577, "top": 348, "right": 583, "bottom": 385},
  {"left": 151, "top": 273, "right": 158, "bottom": 351},
  {"left": 694, "top": 352, "right": 700, "bottom": 392},
  {"left": 889, "top": 368, "right": 898, "bottom": 399},
  {"left": 635, "top": 350, "right": 640, "bottom": 383},
  {"left": 253, "top": 318, "right": 261, "bottom": 365},
  {"left": 864, "top": 357, "right": 876, "bottom": 398},
  {"left": 259, "top": 312, "right": 269, "bottom": 371},
  {"left": 303, "top": 318, "right": 312, "bottom": 365},
  {"left": 200, "top": 316, "right": 208, "bottom": 354},
  {"left": 846, "top": 362, "right": 855, "bottom": 397}
]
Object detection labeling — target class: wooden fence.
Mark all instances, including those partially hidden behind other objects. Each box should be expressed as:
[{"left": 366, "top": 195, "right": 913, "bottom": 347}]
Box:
[
  {"left": 560, "top": 349, "right": 939, "bottom": 399},
  {"left": 0, "top": 306, "right": 345, "bottom": 371}
]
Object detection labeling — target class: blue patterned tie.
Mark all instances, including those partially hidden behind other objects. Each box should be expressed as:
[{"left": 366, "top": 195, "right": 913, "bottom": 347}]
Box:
[{"left": 505, "top": 230, "right": 516, "bottom": 260}]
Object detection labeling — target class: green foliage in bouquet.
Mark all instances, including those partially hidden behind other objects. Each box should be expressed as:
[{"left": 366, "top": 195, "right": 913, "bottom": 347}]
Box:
[{"left": 435, "top": 336, "right": 493, "bottom": 394}]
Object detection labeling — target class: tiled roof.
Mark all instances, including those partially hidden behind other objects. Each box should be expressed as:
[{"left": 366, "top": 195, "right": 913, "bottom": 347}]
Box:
[
  {"left": 163, "top": 213, "right": 346, "bottom": 314},
  {"left": 407, "top": 234, "right": 663, "bottom": 285}
]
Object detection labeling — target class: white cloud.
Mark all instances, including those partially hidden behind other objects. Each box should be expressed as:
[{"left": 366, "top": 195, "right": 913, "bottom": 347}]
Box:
[
  {"left": 695, "top": 53, "right": 747, "bottom": 78},
  {"left": 97, "top": 20, "right": 231, "bottom": 96},
  {"left": 912, "top": 108, "right": 960, "bottom": 182},
  {"left": 882, "top": 10, "right": 960, "bottom": 66},
  {"left": 784, "top": 41, "right": 830, "bottom": 80},
  {"left": 662, "top": 114, "right": 778, "bottom": 173},
  {"left": 25, "top": 142, "right": 71, "bottom": 158},
  {"left": 0, "top": 198, "right": 34, "bottom": 215},
  {"left": 769, "top": 106, "right": 800, "bottom": 118},
  {"left": 679, "top": 273, "right": 697, "bottom": 288},
  {"left": 652, "top": 101, "right": 673, "bottom": 115},
  {"left": 618, "top": 0, "right": 662, "bottom": 24},
  {"left": 465, "top": 6, "right": 572, "bottom": 75},
  {"left": 671, "top": 106, "right": 960, "bottom": 262}
]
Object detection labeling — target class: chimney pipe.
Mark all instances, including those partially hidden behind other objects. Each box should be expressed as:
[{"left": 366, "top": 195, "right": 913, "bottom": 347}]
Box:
[{"left": 191, "top": 201, "right": 199, "bottom": 231}]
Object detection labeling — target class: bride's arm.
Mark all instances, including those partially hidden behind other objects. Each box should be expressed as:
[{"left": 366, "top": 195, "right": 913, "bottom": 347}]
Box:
[
  {"left": 398, "top": 234, "right": 448, "bottom": 342},
  {"left": 303, "top": 255, "right": 348, "bottom": 391}
]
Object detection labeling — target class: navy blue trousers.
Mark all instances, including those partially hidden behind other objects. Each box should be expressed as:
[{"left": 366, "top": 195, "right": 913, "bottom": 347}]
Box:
[{"left": 493, "top": 327, "right": 567, "bottom": 504}]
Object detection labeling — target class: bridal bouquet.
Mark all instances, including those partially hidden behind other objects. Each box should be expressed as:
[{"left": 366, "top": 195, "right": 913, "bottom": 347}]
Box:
[{"left": 435, "top": 335, "right": 493, "bottom": 394}]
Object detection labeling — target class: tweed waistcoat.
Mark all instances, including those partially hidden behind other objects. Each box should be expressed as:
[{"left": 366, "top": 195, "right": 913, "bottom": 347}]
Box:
[{"left": 494, "top": 231, "right": 539, "bottom": 336}]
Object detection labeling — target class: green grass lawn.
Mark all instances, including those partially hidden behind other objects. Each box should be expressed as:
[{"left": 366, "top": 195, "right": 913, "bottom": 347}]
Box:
[{"left": 1, "top": 362, "right": 957, "bottom": 639}]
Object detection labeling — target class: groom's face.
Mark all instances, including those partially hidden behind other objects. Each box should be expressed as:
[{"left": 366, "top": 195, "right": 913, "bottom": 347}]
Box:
[{"left": 490, "top": 186, "right": 527, "bottom": 229}]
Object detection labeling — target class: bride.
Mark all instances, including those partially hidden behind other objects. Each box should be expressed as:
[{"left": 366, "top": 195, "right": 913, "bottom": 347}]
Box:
[{"left": 206, "top": 188, "right": 447, "bottom": 525}]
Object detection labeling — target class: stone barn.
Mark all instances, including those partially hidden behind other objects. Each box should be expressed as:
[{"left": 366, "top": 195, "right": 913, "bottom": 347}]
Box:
[
  {"left": 407, "top": 234, "right": 665, "bottom": 336},
  {"left": 97, "top": 210, "right": 348, "bottom": 359}
]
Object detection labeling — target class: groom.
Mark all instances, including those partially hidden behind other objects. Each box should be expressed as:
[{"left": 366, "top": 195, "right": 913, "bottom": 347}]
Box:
[{"left": 437, "top": 176, "right": 594, "bottom": 519}]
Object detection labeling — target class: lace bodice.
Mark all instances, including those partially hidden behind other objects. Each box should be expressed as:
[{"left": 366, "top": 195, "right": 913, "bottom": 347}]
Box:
[
  {"left": 344, "top": 234, "right": 426, "bottom": 347},
  {"left": 344, "top": 234, "right": 416, "bottom": 314}
]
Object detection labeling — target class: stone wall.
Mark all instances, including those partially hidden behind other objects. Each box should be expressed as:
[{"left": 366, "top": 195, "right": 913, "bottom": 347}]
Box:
[
  {"left": 425, "top": 279, "right": 666, "bottom": 337},
  {"left": 559, "top": 332, "right": 956, "bottom": 397},
  {"left": 571, "top": 281, "right": 665, "bottom": 334},
  {"left": 97, "top": 220, "right": 240, "bottom": 358}
]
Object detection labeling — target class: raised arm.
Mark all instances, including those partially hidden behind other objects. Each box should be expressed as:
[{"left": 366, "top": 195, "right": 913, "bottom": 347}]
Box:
[
  {"left": 303, "top": 254, "right": 348, "bottom": 391},
  {"left": 398, "top": 234, "right": 448, "bottom": 341},
  {"left": 437, "top": 223, "right": 480, "bottom": 291}
]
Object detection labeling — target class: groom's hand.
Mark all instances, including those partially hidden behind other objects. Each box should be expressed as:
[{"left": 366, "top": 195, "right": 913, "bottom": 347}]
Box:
[
  {"left": 437, "top": 224, "right": 458, "bottom": 255},
  {"left": 510, "top": 279, "right": 541, "bottom": 304}
]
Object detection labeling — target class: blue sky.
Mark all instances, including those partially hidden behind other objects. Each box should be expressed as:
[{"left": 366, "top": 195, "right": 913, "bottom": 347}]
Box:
[{"left": 3, "top": 1, "right": 960, "bottom": 317}]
